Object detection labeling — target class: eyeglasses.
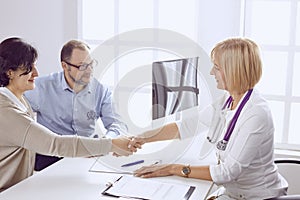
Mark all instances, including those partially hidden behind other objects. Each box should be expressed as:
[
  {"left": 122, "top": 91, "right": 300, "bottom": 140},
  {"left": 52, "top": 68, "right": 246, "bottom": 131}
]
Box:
[{"left": 63, "top": 59, "right": 98, "bottom": 71}]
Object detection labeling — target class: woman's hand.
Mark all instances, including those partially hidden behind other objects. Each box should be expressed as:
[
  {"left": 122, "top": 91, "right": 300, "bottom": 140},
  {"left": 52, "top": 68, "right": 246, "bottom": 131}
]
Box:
[
  {"left": 111, "top": 137, "right": 136, "bottom": 156},
  {"left": 134, "top": 164, "right": 180, "bottom": 178},
  {"left": 127, "top": 136, "right": 146, "bottom": 149}
]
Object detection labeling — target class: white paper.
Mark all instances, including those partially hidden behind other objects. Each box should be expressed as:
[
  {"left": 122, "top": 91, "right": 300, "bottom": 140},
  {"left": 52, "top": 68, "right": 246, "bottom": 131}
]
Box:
[
  {"left": 105, "top": 176, "right": 193, "bottom": 200},
  {"left": 89, "top": 156, "right": 162, "bottom": 174}
]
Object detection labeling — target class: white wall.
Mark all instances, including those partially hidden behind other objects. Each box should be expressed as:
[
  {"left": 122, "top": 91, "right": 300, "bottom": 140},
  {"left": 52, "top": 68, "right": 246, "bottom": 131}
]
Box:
[
  {"left": 197, "top": 0, "right": 242, "bottom": 54},
  {"left": 0, "top": 0, "right": 242, "bottom": 75},
  {"left": 0, "top": 0, "right": 78, "bottom": 75}
]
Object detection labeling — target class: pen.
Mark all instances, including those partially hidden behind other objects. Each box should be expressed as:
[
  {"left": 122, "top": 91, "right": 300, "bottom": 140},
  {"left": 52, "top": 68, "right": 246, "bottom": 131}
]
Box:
[{"left": 121, "top": 160, "right": 144, "bottom": 167}]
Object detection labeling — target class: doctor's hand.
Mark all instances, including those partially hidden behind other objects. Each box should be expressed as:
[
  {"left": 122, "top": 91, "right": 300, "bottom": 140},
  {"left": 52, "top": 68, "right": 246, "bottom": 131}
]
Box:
[
  {"left": 111, "top": 137, "right": 137, "bottom": 156},
  {"left": 127, "top": 136, "right": 146, "bottom": 149},
  {"left": 134, "top": 164, "right": 180, "bottom": 178}
]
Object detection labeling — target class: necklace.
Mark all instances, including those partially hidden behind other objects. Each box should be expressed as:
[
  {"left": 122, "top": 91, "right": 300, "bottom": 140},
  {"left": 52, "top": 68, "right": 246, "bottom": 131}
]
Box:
[{"left": 216, "top": 89, "right": 253, "bottom": 151}]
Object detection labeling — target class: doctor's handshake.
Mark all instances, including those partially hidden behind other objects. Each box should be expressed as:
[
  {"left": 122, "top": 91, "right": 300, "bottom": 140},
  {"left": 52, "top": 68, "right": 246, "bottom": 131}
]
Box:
[{"left": 111, "top": 136, "right": 143, "bottom": 157}]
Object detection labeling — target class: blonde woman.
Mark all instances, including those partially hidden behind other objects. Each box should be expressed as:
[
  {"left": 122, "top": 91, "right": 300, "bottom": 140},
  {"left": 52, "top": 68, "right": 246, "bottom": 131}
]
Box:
[{"left": 133, "top": 38, "right": 287, "bottom": 199}]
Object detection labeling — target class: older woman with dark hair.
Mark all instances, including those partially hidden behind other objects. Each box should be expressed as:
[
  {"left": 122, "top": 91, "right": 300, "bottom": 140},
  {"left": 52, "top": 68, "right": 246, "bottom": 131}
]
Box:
[
  {"left": 133, "top": 38, "right": 288, "bottom": 199},
  {"left": 0, "top": 37, "right": 136, "bottom": 192}
]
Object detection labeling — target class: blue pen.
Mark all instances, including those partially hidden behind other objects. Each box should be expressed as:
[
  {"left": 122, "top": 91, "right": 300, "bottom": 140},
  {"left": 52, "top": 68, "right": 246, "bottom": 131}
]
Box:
[{"left": 121, "top": 160, "right": 144, "bottom": 167}]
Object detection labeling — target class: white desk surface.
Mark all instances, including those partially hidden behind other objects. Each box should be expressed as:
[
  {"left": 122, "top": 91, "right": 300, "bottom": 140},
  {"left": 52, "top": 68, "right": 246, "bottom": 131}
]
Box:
[{"left": 0, "top": 135, "right": 214, "bottom": 200}]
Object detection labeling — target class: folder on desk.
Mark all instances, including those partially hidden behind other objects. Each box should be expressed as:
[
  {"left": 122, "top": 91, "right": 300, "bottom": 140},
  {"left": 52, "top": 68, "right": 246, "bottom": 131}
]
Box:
[
  {"left": 89, "top": 156, "right": 161, "bottom": 175},
  {"left": 101, "top": 175, "right": 195, "bottom": 200}
]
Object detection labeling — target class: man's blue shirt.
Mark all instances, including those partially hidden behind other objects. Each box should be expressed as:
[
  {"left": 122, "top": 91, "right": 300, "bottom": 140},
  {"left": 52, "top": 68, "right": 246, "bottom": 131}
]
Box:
[{"left": 24, "top": 72, "right": 127, "bottom": 138}]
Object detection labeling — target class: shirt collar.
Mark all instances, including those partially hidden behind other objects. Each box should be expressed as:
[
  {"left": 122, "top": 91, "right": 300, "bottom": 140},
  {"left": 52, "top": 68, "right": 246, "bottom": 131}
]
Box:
[
  {"left": 0, "top": 87, "right": 28, "bottom": 112},
  {"left": 60, "top": 72, "right": 72, "bottom": 91}
]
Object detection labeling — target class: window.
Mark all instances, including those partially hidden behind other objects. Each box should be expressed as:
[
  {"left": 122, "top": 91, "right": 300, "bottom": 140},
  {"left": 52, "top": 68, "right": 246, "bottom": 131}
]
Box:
[
  {"left": 79, "top": 0, "right": 300, "bottom": 151},
  {"left": 79, "top": 0, "right": 213, "bottom": 136},
  {"left": 244, "top": 0, "right": 300, "bottom": 150}
]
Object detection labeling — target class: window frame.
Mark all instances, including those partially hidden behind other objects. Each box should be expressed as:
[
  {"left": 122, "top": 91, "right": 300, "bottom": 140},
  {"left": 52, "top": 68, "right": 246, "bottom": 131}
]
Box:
[{"left": 243, "top": 0, "right": 300, "bottom": 151}]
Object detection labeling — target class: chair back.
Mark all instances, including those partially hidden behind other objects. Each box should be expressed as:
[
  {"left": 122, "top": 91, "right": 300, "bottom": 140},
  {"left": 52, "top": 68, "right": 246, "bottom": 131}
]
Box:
[{"left": 275, "top": 158, "right": 300, "bottom": 195}]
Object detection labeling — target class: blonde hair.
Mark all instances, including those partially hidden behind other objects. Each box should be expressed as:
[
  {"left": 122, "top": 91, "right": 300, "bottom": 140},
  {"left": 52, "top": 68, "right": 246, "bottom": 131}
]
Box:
[{"left": 211, "top": 38, "right": 262, "bottom": 93}]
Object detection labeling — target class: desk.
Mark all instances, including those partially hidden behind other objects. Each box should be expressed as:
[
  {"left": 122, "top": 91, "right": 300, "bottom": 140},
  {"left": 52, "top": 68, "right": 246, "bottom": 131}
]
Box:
[
  {"left": 0, "top": 135, "right": 214, "bottom": 200},
  {"left": 0, "top": 157, "right": 212, "bottom": 200}
]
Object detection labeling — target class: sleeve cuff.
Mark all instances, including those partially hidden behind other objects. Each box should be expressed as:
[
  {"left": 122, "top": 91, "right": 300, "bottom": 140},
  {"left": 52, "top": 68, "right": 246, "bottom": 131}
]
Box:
[
  {"left": 209, "top": 164, "right": 218, "bottom": 183},
  {"left": 105, "top": 131, "right": 120, "bottom": 138}
]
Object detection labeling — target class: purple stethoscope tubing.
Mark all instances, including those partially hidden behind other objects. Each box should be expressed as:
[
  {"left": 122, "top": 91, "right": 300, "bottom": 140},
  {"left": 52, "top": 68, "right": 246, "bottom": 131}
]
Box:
[{"left": 217, "top": 89, "right": 253, "bottom": 150}]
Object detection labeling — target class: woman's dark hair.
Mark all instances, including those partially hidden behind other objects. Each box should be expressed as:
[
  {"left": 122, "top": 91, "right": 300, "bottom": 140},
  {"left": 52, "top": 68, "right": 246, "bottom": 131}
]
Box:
[{"left": 0, "top": 37, "right": 38, "bottom": 86}]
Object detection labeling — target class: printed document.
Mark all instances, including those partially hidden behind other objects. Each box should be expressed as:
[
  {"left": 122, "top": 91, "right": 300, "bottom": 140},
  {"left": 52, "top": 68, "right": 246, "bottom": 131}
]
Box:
[{"left": 102, "top": 175, "right": 195, "bottom": 200}]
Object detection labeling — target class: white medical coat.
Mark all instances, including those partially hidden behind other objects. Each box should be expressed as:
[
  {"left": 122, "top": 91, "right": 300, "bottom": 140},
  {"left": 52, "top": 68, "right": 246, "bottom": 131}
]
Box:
[{"left": 177, "top": 89, "right": 287, "bottom": 199}]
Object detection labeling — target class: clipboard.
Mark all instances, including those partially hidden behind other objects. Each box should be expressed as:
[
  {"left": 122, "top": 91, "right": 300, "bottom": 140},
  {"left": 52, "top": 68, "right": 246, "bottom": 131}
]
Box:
[{"left": 101, "top": 176, "right": 196, "bottom": 200}]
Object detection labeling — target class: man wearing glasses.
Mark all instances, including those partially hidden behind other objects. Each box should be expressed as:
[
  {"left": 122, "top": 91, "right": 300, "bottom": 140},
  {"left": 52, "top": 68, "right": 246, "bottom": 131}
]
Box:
[{"left": 25, "top": 40, "right": 128, "bottom": 171}]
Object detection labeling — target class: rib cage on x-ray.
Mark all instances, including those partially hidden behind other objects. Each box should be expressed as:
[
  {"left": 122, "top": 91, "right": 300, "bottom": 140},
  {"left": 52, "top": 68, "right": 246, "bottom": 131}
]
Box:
[{"left": 152, "top": 57, "right": 199, "bottom": 120}]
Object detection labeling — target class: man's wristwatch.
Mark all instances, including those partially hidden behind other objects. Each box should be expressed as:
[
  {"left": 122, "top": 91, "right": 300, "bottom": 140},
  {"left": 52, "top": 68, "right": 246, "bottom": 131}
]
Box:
[{"left": 181, "top": 165, "right": 191, "bottom": 177}]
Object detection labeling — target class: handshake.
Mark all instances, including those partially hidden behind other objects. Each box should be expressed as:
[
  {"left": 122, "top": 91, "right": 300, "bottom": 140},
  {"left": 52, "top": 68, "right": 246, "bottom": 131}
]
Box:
[
  {"left": 109, "top": 124, "right": 176, "bottom": 156},
  {"left": 111, "top": 136, "right": 147, "bottom": 156}
]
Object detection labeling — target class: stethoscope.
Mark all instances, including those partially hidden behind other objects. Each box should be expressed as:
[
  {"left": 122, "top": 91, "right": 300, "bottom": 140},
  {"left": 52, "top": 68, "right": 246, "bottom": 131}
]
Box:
[{"left": 216, "top": 89, "right": 253, "bottom": 151}]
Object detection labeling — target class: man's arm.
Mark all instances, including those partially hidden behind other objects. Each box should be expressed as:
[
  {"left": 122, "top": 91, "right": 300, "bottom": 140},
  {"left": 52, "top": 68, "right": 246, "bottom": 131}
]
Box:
[{"left": 98, "top": 85, "right": 128, "bottom": 138}]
